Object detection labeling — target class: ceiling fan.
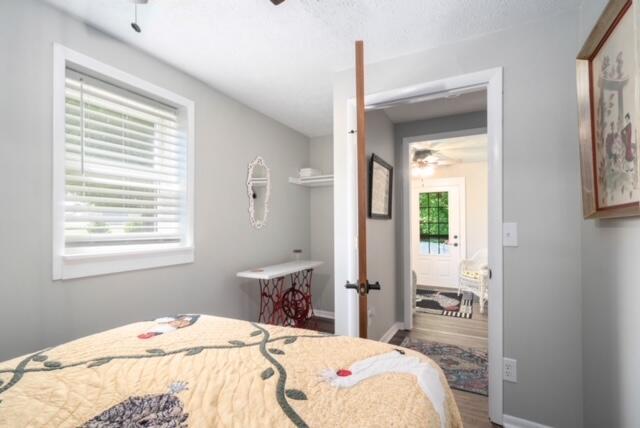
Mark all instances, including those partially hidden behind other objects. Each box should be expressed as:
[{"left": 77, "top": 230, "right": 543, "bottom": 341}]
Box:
[
  {"left": 411, "top": 146, "right": 459, "bottom": 178},
  {"left": 412, "top": 148, "right": 458, "bottom": 168},
  {"left": 412, "top": 137, "right": 486, "bottom": 170},
  {"left": 129, "top": 0, "right": 148, "bottom": 33}
]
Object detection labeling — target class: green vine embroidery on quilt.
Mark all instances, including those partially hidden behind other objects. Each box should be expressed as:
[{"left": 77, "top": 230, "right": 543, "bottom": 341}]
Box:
[
  {"left": 252, "top": 323, "right": 309, "bottom": 428},
  {"left": 87, "top": 358, "right": 112, "bottom": 368},
  {"left": 0, "top": 320, "right": 330, "bottom": 427},
  {"left": 285, "top": 389, "right": 308, "bottom": 401},
  {"left": 184, "top": 347, "right": 204, "bottom": 356},
  {"left": 0, "top": 350, "right": 50, "bottom": 397},
  {"left": 261, "top": 367, "right": 275, "bottom": 380}
]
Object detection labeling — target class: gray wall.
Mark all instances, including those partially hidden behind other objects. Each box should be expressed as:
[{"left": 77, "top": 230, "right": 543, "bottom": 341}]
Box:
[
  {"left": 579, "top": 1, "right": 640, "bottom": 427},
  {"left": 333, "top": 11, "right": 583, "bottom": 427},
  {"left": 309, "top": 135, "right": 334, "bottom": 313},
  {"left": 365, "top": 110, "right": 397, "bottom": 340},
  {"left": 394, "top": 111, "right": 487, "bottom": 144},
  {"left": 0, "top": 0, "right": 310, "bottom": 361}
]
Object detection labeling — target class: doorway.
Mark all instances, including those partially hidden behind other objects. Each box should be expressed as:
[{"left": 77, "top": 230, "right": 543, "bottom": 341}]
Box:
[
  {"left": 402, "top": 130, "right": 491, "bottom": 427},
  {"left": 334, "top": 68, "right": 503, "bottom": 424}
]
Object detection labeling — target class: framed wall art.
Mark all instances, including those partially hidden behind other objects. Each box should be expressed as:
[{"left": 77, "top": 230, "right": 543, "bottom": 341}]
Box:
[
  {"left": 368, "top": 153, "right": 393, "bottom": 219},
  {"left": 577, "top": 0, "right": 640, "bottom": 218}
]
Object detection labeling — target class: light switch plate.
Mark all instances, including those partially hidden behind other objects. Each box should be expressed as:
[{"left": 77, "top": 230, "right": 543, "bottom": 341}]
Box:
[{"left": 503, "top": 222, "right": 518, "bottom": 247}]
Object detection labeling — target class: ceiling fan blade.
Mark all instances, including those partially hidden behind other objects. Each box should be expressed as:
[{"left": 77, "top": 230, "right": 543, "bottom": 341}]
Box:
[
  {"left": 437, "top": 147, "right": 485, "bottom": 155},
  {"left": 271, "top": 0, "right": 286, "bottom": 5},
  {"left": 427, "top": 141, "right": 475, "bottom": 151},
  {"left": 432, "top": 153, "right": 456, "bottom": 163}
]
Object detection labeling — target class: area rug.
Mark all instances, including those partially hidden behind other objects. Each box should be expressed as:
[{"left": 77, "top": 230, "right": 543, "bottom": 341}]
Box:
[
  {"left": 400, "top": 337, "right": 488, "bottom": 396},
  {"left": 415, "top": 288, "right": 473, "bottom": 319}
]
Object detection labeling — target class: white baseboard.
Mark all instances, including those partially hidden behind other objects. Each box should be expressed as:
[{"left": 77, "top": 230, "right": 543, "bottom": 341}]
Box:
[
  {"left": 379, "top": 322, "right": 403, "bottom": 343},
  {"left": 503, "top": 414, "right": 552, "bottom": 428},
  {"left": 313, "top": 309, "right": 335, "bottom": 320}
]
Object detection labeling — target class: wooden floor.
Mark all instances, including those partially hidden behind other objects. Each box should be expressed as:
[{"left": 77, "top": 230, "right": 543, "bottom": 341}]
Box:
[
  {"left": 306, "top": 289, "right": 496, "bottom": 427},
  {"left": 390, "top": 289, "right": 488, "bottom": 351},
  {"left": 301, "top": 316, "right": 334, "bottom": 334},
  {"left": 388, "top": 286, "right": 496, "bottom": 428}
]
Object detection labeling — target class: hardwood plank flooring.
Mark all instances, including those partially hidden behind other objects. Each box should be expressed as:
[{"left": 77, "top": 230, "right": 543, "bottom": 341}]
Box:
[
  {"left": 301, "top": 315, "right": 334, "bottom": 334},
  {"left": 391, "top": 286, "right": 495, "bottom": 428},
  {"left": 452, "top": 389, "right": 497, "bottom": 428},
  {"left": 409, "top": 287, "right": 488, "bottom": 351}
]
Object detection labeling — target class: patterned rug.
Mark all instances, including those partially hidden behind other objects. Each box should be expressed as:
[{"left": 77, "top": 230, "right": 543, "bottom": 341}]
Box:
[
  {"left": 415, "top": 288, "right": 473, "bottom": 319},
  {"left": 400, "top": 337, "right": 488, "bottom": 396}
]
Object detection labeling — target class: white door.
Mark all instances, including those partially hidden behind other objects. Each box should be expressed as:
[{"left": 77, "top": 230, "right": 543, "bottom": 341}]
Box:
[{"left": 411, "top": 177, "right": 465, "bottom": 288}]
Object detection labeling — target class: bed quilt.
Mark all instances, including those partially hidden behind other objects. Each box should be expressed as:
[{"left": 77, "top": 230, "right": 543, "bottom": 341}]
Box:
[{"left": 0, "top": 315, "right": 462, "bottom": 427}]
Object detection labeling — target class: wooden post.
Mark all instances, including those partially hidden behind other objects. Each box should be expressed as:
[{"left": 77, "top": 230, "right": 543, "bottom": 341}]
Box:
[{"left": 355, "top": 40, "right": 368, "bottom": 339}]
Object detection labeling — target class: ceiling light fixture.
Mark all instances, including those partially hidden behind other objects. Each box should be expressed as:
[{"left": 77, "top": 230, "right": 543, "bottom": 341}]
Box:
[{"left": 412, "top": 164, "right": 435, "bottom": 178}]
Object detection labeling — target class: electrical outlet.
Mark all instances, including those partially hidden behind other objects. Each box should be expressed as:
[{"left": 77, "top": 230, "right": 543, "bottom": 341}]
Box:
[
  {"left": 503, "top": 358, "right": 517, "bottom": 383},
  {"left": 503, "top": 222, "right": 518, "bottom": 247},
  {"left": 368, "top": 308, "right": 375, "bottom": 328}
]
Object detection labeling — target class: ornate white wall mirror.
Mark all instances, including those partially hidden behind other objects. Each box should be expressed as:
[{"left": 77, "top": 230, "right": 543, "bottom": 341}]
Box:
[{"left": 246, "top": 156, "right": 271, "bottom": 229}]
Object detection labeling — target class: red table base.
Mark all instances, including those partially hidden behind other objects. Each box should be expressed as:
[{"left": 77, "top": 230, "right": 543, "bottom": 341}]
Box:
[
  {"left": 258, "top": 268, "right": 315, "bottom": 327},
  {"left": 258, "top": 277, "right": 286, "bottom": 326}
]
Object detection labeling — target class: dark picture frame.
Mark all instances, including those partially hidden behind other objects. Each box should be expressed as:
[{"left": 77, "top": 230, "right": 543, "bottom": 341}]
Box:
[
  {"left": 576, "top": 0, "right": 640, "bottom": 218},
  {"left": 368, "top": 153, "right": 393, "bottom": 219}
]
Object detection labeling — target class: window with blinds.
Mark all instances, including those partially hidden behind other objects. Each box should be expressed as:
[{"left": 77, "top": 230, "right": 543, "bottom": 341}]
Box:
[{"left": 63, "top": 69, "right": 187, "bottom": 254}]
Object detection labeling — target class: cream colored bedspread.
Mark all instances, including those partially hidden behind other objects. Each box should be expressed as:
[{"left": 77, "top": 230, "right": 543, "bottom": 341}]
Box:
[{"left": 0, "top": 315, "right": 462, "bottom": 427}]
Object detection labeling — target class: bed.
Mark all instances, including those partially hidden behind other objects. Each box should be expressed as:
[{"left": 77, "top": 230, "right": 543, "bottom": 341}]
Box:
[{"left": 0, "top": 315, "right": 462, "bottom": 427}]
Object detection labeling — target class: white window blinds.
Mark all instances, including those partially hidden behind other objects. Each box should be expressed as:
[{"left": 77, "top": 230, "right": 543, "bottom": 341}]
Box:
[{"left": 63, "top": 68, "right": 187, "bottom": 253}]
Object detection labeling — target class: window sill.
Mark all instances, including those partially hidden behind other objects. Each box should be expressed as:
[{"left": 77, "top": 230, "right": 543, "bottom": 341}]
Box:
[{"left": 53, "top": 245, "right": 194, "bottom": 280}]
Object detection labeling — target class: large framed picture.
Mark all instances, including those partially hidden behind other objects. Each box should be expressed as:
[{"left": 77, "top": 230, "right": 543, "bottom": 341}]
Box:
[
  {"left": 368, "top": 153, "right": 393, "bottom": 219},
  {"left": 577, "top": 0, "right": 640, "bottom": 218}
]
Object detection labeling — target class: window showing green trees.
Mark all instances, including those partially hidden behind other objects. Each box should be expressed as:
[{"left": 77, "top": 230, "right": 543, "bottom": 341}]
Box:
[{"left": 419, "top": 191, "right": 449, "bottom": 255}]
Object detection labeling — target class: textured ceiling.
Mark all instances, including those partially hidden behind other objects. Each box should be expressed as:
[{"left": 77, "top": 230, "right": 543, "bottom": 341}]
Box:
[
  {"left": 43, "top": 0, "right": 578, "bottom": 137},
  {"left": 383, "top": 90, "right": 486, "bottom": 124}
]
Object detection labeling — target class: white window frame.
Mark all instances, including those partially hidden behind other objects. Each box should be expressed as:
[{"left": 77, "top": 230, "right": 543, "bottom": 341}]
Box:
[{"left": 52, "top": 44, "right": 195, "bottom": 280}]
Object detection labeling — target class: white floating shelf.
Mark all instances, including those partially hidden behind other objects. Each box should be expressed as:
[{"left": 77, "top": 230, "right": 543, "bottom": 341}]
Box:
[
  {"left": 248, "top": 177, "right": 268, "bottom": 187},
  {"left": 288, "top": 175, "right": 334, "bottom": 187}
]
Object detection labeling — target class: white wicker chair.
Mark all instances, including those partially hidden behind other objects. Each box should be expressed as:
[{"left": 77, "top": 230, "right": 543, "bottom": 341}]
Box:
[{"left": 458, "top": 248, "right": 489, "bottom": 313}]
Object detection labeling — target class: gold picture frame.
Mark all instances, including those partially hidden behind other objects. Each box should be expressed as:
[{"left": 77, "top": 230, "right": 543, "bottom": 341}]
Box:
[{"left": 577, "top": 0, "right": 640, "bottom": 218}]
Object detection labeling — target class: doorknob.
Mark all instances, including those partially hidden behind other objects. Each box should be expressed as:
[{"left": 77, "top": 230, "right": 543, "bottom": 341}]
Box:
[
  {"left": 345, "top": 280, "right": 382, "bottom": 295},
  {"left": 345, "top": 281, "right": 359, "bottom": 291},
  {"left": 368, "top": 281, "right": 381, "bottom": 291}
]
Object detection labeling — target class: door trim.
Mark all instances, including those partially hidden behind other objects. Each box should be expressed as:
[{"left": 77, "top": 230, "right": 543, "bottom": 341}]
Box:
[
  {"left": 411, "top": 177, "right": 466, "bottom": 288},
  {"left": 336, "top": 67, "right": 503, "bottom": 424}
]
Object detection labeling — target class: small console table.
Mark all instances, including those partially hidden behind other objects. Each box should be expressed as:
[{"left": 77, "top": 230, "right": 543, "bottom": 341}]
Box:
[{"left": 237, "top": 260, "right": 323, "bottom": 327}]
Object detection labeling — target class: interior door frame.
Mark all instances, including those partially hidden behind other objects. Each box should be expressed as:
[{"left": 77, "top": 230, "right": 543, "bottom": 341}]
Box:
[
  {"left": 337, "top": 67, "right": 503, "bottom": 424},
  {"left": 411, "top": 176, "right": 467, "bottom": 288},
  {"left": 404, "top": 129, "right": 484, "bottom": 314}
]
